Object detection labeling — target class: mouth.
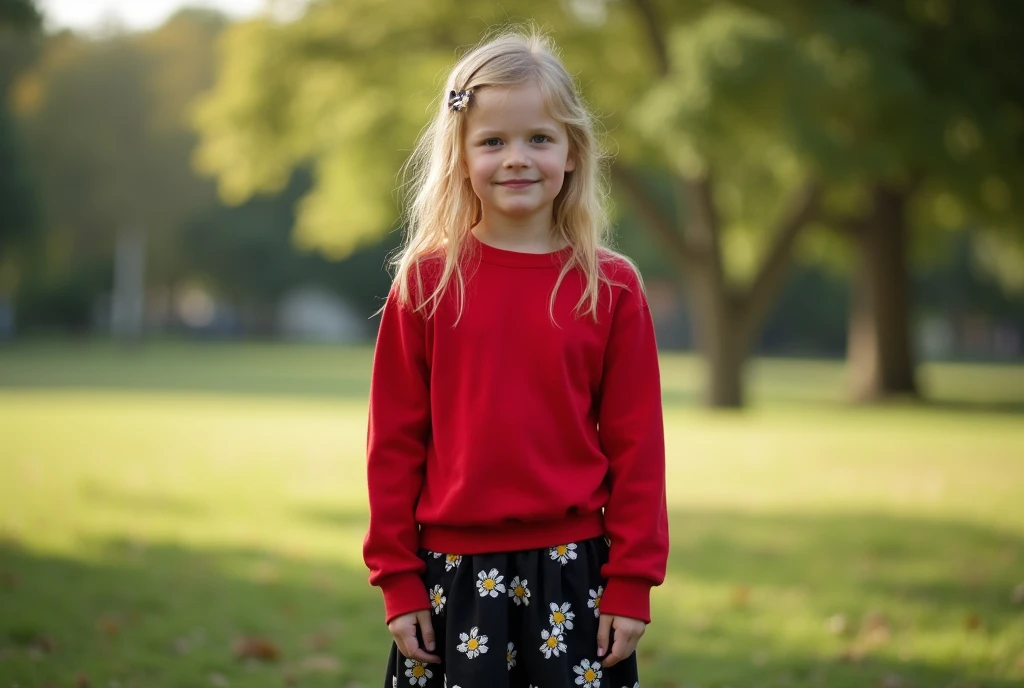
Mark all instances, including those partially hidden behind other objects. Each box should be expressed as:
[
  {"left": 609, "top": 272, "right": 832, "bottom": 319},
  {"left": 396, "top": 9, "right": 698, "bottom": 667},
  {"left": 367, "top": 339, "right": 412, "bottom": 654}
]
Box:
[{"left": 496, "top": 179, "right": 538, "bottom": 189}]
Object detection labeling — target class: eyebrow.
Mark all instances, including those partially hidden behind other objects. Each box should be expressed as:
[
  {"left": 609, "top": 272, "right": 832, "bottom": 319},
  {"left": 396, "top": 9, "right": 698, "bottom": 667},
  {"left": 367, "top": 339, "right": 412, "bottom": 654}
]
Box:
[{"left": 472, "top": 126, "right": 562, "bottom": 138}]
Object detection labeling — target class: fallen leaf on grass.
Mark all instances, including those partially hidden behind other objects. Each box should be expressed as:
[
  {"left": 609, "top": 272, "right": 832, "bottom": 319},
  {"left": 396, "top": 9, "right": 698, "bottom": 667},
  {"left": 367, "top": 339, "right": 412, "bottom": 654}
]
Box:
[
  {"left": 75, "top": 674, "right": 90, "bottom": 688},
  {"left": 233, "top": 636, "right": 281, "bottom": 662},
  {"left": 96, "top": 615, "right": 121, "bottom": 637},
  {"left": 27, "top": 634, "right": 56, "bottom": 654},
  {"left": 825, "top": 613, "right": 848, "bottom": 636},
  {"left": 731, "top": 585, "right": 751, "bottom": 608},
  {"left": 963, "top": 613, "right": 982, "bottom": 631},
  {"left": 860, "top": 610, "right": 891, "bottom": 647},
  {"left": 836, "top": 645, "right": 863, "bottom": 663}
]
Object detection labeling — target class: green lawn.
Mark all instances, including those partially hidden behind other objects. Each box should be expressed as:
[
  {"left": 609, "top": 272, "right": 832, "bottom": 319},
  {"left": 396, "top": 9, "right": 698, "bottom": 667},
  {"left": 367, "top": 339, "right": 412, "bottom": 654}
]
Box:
[{"left": 1, "top": 341, "right": 1023, "bottom": 687}]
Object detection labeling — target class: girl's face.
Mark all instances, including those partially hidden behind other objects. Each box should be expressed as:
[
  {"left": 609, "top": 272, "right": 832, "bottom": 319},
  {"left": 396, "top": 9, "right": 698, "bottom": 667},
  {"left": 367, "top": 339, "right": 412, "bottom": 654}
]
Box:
[{"left": 462, "top": 80, "right": 575, "bottom": 226}]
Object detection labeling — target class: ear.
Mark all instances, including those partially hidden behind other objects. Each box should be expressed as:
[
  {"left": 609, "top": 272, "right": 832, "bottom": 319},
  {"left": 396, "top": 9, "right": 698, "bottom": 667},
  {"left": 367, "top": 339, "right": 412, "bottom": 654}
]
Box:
[{"left": 564, "top": 153, "right": 576, "bottom": 173}]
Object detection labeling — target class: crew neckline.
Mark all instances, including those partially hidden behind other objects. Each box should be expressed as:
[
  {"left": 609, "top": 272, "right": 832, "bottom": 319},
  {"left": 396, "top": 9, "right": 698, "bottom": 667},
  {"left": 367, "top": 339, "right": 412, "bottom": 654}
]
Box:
[{"left": 469, "top": 231, "right": 573, "bottom": 268}]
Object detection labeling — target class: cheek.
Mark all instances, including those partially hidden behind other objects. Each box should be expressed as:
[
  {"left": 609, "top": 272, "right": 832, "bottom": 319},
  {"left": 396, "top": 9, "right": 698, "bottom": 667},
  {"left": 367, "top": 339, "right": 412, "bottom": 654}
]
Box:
[{"left": 467, "top": 155, "right": 494, "bottom": 182}]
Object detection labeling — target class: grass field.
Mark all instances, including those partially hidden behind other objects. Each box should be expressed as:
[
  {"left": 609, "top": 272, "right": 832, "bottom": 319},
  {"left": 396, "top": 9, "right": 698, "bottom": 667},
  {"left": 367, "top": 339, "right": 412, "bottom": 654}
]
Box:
[{"left": 1, "top": 341, "right": 1023, "bottom": 687}]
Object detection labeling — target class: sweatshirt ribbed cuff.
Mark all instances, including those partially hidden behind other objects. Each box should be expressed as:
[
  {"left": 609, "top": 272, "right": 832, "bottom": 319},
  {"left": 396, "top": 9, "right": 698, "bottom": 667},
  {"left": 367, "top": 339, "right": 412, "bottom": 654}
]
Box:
[
  {"left": 599, "top": 577, "right": 654, "bottom": 624},
  {"left": 380, "top": 572, "right": 430, "bottom": 624}
]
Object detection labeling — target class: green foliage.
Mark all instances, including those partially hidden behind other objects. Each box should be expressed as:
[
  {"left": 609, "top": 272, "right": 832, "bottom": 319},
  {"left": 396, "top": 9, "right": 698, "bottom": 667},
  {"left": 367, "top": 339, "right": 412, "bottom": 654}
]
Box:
[
  {"left": 193, "top": 0, "right": 1024, "bottom": 291},
  {"left": 0, "top": 0, "right": 40, "bottom": 31}
]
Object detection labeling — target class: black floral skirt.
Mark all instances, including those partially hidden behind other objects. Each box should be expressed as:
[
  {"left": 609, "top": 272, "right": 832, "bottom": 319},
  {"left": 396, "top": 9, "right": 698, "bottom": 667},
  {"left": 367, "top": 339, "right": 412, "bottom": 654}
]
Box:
[{"left": 384, "top": 537, "right": 640, "bottom": 688}]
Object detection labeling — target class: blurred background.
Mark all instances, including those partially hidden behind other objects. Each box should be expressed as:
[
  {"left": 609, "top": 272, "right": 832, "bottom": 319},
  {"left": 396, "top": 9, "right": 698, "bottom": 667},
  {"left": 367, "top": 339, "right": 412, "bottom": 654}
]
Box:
[{"left": 1, "top": 0, "right": 1022, "bottom": 686}]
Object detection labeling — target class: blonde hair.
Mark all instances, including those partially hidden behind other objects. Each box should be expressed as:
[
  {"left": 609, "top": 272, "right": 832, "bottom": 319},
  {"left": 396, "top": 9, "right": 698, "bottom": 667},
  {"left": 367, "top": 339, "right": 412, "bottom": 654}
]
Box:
[{"left": 392, "top": 28, "right": 633, "bottom": 321}]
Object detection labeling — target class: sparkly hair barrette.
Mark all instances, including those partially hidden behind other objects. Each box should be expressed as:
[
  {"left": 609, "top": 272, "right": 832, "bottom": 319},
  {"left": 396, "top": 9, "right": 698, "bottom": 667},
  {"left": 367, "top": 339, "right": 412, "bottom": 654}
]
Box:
[{"left": 448, "top": 88, "right": 473, "bottom": 112}]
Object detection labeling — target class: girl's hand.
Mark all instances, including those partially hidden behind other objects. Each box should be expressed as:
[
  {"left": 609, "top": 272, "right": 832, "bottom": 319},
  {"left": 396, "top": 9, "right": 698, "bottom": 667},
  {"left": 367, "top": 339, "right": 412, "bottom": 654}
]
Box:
[
  {"left": 388, "top": 609, "right": 440, "bottom": 664},
  {"left": 596, "top": 613, "right": 646, "bottom": 667}
]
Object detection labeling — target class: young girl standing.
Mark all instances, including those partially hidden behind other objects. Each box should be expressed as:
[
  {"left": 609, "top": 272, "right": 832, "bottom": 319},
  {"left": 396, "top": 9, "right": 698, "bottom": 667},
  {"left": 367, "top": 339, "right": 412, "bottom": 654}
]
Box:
[{"left": 363, "top": 30, "right": 668, "bottom": 688}]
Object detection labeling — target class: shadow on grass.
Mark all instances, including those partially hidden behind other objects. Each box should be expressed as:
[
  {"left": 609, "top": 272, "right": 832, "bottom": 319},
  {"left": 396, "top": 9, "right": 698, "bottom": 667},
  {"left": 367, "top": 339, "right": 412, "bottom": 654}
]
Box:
[{"left": 1, "top": 509, "right": 1022, "bottom": 687}]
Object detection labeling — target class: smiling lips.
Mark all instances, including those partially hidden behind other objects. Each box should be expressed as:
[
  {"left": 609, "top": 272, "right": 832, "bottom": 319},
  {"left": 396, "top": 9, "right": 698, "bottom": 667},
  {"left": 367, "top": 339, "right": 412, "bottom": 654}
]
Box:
[{"left": 496, "top": 179, "right": 538, "bottom": 189}]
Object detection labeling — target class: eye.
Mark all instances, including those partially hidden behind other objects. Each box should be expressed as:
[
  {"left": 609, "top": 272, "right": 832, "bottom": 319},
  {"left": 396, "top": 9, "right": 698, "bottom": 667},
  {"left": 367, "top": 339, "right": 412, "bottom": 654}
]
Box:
[
  {"left": 482, "top": 138, "right": 502, "bottom": 147},
  {"left": 531, "top": 134, "right": 551, "bottom": 144}
]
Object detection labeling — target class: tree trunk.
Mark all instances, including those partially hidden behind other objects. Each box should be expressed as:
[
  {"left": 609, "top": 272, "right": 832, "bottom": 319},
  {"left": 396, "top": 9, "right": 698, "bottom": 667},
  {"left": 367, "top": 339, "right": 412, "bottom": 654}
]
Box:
[
  {"left": 688, "top": 277, "right": 747, "bottom": 407},
  {"left": 847, "top": 185, "right": 919, "bottom": 401}
]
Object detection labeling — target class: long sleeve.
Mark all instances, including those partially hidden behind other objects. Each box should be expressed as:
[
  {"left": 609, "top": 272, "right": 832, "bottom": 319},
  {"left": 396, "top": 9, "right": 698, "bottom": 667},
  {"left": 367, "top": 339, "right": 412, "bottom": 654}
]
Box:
[
  {"left": 362, "top": 284, "right": 432, "bottom": 623},
  {"left": 597, "top": 270, "right": 669, "bottom": 624}
]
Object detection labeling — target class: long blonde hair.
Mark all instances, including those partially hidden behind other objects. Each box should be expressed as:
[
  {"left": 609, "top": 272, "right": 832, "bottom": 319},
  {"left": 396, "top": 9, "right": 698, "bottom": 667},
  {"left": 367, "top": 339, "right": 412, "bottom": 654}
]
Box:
[{"left": 392, "top": 29, "right": 631, "bottom": 320}]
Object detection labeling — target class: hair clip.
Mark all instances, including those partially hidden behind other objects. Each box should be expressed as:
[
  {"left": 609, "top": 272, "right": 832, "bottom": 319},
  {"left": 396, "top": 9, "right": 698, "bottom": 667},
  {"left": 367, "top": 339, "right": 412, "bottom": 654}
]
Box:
[{"left": 448, "top": 89, "right": 473, "bottom": 112}]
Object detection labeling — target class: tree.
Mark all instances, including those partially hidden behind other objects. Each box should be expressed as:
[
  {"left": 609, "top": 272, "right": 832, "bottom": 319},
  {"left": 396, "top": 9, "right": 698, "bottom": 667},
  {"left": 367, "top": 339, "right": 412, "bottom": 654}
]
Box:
[{"left": 820, "top": 0, "right": 1024, "bottom": 399}]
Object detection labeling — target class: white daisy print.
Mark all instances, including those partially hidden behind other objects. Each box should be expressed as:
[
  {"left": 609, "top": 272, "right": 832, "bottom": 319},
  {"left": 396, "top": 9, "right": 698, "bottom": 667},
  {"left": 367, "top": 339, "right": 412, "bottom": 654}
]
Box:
[
  {"left": 456, "top": 626, "right": 489, "bottom": 659},
  {"left": 588, "top": 586, "right": 604, "bottom": 618},
  {"left": 444, "top": 554, "right": 462, "bottom": 571},
  {"left": 573, "top": 658, "right": 602, "bottom": 688},
  {"left": 476, "top": 568, "right": 506, "bottom": 597},
  {"left": 428, "top": 551, "right": 444, "bottom": 559},
  {"left": 548, "top": 601, "right": 575, "bottom": 632},
  {"left": 506, "top": 641, "right": 517, "bottom": 670},
  {"left": 429, "top": 584, "right": 446, "bottom": 615},
  {"left": 549, "top": 543, "right": 578, "bottom": 565},
  {"left": 539, "top": 628, "right": 567, "bottom": 658},
  {"left": 508, "top": 576, "right": 531, "bottom": 606},
  {"left": 392, "top": 677, "right": 397, "bottom": 688},
  {"left": 404, "top": 658, "right": 433, "bottom": 687}
]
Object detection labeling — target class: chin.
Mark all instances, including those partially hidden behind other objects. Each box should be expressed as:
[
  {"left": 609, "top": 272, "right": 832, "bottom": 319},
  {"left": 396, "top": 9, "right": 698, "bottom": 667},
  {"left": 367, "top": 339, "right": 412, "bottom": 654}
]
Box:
[{"left": 493, "top": 200, "right": 547, "bottom": 216}]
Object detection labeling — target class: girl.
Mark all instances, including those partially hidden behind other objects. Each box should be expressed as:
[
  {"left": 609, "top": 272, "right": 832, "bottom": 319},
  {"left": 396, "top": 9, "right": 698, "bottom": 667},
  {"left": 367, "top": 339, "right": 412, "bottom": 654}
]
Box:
[{"left": 363, "top": 29, "right": 668, "bottom": 688}]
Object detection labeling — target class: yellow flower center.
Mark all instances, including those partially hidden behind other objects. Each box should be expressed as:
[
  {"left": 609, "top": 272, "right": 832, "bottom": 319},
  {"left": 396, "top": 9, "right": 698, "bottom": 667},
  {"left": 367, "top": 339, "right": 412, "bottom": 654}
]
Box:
[
  {"left": 546, "top": 636, "right": 558, "bottom": 648},
  {"left": 433, "top": 594, "right": 442, "bottom": 604},
  {"left": 468, "top": 638, "right": 479, "bottom": 651},
  {"left": 514, "top": 585, "right": 525, "bottom": 596},
  {"left": 447, "top": 555, "right": 458, "bottom": 563},
  {"left": 595, "top": 596, "right": 601, "bottom": 607},
  {"left": 483, "top": 578, "right": 495, "bottom": 590},
  {"left": 413, "top": 666, "right": 425, "bottom": 677},
  {"left": 507, "top": 652, "right": 513, "bottom": 662},
  {"left": 556, "top": 545, "right": 568, "bottom": 556},
  {"left": 584, "top": 669, "right": 597, "bottom": 682},
  {"left": 553, "top": 611, "right": 565, "bottom": 624}
]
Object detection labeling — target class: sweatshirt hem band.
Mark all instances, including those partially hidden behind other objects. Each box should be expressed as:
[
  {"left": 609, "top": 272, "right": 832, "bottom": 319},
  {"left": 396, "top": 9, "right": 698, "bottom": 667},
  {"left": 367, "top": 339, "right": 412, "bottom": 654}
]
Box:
[{"left": 420, "top": 514, "right": 605, "bottom": 555}]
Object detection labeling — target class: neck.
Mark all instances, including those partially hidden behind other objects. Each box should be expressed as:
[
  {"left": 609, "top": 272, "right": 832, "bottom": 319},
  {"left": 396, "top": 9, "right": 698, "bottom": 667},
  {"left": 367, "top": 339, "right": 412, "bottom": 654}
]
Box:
[{"left": 473, "top": 207, "right": 565, "bottom": 253}]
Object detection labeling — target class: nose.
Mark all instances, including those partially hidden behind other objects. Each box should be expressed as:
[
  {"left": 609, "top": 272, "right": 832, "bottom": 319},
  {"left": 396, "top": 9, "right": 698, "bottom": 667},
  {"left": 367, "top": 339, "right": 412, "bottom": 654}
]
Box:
[{"left": 502, "top": 141, "right": 532, "bottom": 169}]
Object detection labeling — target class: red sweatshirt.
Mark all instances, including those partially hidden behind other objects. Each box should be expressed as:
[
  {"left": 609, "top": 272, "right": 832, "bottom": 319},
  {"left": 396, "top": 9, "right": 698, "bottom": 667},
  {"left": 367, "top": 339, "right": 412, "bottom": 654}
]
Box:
[{"left": 362, "top": 234, "right": 668, "bottom": 624}]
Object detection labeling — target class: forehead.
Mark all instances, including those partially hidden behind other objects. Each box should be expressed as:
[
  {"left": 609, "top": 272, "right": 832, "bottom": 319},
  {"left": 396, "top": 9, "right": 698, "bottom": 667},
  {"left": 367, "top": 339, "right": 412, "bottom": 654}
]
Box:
[{"left": 465, "top": 81, "right": 563, "bottom": 133}]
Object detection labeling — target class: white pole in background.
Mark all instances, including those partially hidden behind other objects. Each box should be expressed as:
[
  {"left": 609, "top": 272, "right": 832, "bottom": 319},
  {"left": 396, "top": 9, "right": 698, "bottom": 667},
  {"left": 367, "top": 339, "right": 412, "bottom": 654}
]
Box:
[{"left": 111, "top": 226, "right": 145, "bottom": 342}]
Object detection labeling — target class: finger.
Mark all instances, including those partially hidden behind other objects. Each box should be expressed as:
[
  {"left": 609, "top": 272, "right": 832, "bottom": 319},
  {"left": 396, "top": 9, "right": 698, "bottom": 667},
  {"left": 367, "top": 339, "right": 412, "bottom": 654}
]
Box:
[
  {"left": 397, "top": 626, "right": 440, "bottom": 664},
  {"left": 399, "top": 623, "right": 440, "bottom": 664},
  {"left": 416, "top": 610, "right": 437, "bottom": 652},
  {"left": 603, "top": 631, "right": 637, "bottom": 668},
  {"left": 408, "top": 646, "right": 441, "bottom": 664},
  {"left": 596, "top": 613, "right": 612, "bottom": 658}
]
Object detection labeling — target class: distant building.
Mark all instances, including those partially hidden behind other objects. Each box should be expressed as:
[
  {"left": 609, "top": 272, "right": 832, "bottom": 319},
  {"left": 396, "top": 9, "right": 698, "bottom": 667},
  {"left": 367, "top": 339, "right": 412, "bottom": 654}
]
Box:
[{"left": 277, "top": 287, "right": 368, "bottom": 343}]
